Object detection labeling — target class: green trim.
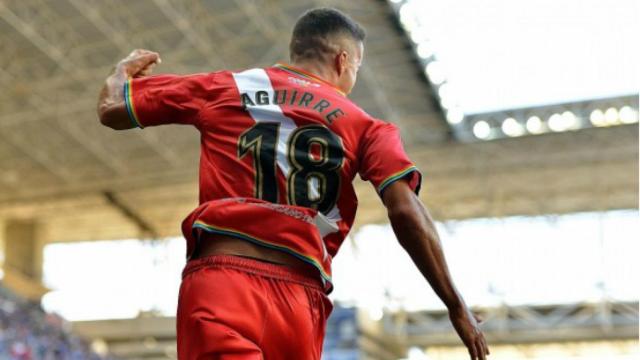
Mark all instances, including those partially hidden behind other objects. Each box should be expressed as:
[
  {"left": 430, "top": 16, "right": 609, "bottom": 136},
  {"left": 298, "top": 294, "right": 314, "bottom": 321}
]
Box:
[
  {"left": 273, "top": 63, "right": 346, "bottom": 97},
  {"left": 275, "top": 64, "right": 307, "bottom": 78},
  {"left": 124, "top": 78, "right": 144, "bottom": 129},
  {"left": 378, "top": 166, "right": 421, "bottom": 195},
  {"left": 192, "top": 221, "right": 332, "bottom": 285}
]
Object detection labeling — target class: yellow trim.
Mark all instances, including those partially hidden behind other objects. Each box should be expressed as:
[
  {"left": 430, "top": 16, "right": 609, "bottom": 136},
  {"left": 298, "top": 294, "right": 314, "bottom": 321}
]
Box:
[
  {"left": 124, "top": 77, "right": 144, "bottom": 128},
  {"left": 192, "top": 220, "right": 332, "bottom": 283},
  {"left": 274, "top": 62, "right": 347, "bottom": 97},
  {"left": 378, "top": 165, "right": 420, "bottom": 193}
]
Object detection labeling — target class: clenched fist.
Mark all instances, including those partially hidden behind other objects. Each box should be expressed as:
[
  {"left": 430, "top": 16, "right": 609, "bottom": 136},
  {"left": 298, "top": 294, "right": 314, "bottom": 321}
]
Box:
[{"left": 116, "top": 49, "right": 162, "bottom": 78}]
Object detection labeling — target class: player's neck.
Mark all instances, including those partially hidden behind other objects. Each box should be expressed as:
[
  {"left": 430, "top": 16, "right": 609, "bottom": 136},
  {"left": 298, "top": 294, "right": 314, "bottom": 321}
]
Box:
[{"left": 289, "top": 61, "right": 338, "bottom": 88}]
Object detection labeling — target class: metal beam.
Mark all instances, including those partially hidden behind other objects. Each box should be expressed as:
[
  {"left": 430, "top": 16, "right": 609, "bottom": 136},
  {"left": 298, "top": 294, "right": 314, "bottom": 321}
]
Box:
[
  {"left": 0, "top": 4, "right": 183, "bottom": 175},
  {"left": 103, "top": 191, "right": 158, "bottom": 239},
  {"left": 0, "top": 67, "right": 129, "bottom": 176},
  {"left": 65, "top": 0, "right": 186, "bottom": 169},
  {"left": 0, "top": 2, "right": 198, "bottom": 171},
  {"left": 152, "top": 0, "right": 226, "bottom": 69},
  {"left": 0, "top": 2, "right": 252, "bottom": 176},
  {"left": 231, "top": 0, "right": 280, "bottom": 40},
  {"left": 0, "top": 2, "right": 86, "bottom": 78},
  {"left": 384, "top": 301, "right": 639, "bottom": 346},
  {"left": 359, "top": 61, "right": 400, "bottom": 122},
  {"left": 72, "top": 316, "right": 176, "bottom": 341}
]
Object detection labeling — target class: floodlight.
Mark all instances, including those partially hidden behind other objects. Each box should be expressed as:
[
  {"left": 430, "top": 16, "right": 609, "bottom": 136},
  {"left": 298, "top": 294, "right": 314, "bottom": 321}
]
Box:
[
  {"left": 416, "top": 42, "right": 433, "bottom": 59},
  {"left": 425, "top": 61, "right": 446, "bottom": 85},
  {"left": 590, "top": 109, "right": 606, "bottom": 127},
  {"left": 619, "top": 106, "right": 637, "bottom": 124},
  {"left": 548, "top": 113, "right": 565, "bottom": 132},
  {"left": 604, "top": 107, "right": 618, "bottom": 125},
  {"left": 502, "top": 117, "right": 525, "bottom": 137},
  {"left": 473, "top": 120, "right": 491, "bottom": 139},
  {"left": 446, "top": 108, "right": 465, "bottom": 124},
  {"left": 561, "top": 111, "right": 578, "bottom": 130},
  {"left": 526, "top": 116, "right": 544, "bottom": 134}
]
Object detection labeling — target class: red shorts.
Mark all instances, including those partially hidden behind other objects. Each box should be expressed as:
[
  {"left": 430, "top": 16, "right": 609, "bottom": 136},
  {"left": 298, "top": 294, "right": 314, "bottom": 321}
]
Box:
[{"left": 177, "top": 254, "right": 333, "bottom": 360}]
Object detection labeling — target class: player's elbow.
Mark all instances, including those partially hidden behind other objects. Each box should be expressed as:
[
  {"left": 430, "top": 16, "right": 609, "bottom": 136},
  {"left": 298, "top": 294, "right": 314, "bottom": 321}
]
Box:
[
  {"left": 97, "top": 103, "right": 111, "bottom": 126},
  {"left": 98, "top": 104, "right": 133, "bottom": 130},
  {"left": 387, "top": 202, "right": 422, "bottom": 232},
  {"left": 387, "top": 198, "right": 441, "bottom": 251}
]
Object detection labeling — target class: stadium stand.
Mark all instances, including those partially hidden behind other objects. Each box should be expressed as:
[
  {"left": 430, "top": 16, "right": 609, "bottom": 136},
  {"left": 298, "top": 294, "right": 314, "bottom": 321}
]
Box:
[{"left": 0, "top": 284, "right": 118, "bottom": 360}]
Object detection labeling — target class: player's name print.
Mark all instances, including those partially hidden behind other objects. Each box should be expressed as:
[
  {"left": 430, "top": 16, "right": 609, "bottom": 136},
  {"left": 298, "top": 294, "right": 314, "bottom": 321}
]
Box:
[{"left": 239, "top": 89, "right": 345, "bottom": 124}]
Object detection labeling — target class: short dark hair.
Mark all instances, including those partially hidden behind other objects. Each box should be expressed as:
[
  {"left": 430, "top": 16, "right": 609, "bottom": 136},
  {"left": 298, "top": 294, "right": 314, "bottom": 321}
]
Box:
[{"left": 289, "top": 8, "right": 366, "bottom": 63}]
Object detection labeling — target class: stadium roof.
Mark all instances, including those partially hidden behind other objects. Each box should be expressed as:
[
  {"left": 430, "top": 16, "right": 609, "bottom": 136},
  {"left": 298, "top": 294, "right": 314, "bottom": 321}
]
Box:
[{"left": 0, "top": 0, "right": 637, "bottom": 244}]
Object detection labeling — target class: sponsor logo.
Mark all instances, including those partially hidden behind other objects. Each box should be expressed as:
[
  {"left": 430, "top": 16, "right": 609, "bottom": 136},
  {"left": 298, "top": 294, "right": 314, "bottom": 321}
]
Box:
[
  {"left": 230, "top": 197, "right": 315, "bottom": 224},
  {"left": 288, "top": 76, "right": 321, "bottom": 88}
]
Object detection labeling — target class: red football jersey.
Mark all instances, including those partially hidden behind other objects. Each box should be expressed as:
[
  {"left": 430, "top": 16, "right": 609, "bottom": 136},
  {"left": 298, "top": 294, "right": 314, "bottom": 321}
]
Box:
[{"left": 124, "top": 63, "right": 421, "bottom": 292}]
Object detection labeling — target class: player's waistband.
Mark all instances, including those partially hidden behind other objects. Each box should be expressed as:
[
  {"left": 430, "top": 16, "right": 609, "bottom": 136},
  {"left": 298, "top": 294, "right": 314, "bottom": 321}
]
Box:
[{"left": 181, "top": 254, "right": 324, "bottom": 291}]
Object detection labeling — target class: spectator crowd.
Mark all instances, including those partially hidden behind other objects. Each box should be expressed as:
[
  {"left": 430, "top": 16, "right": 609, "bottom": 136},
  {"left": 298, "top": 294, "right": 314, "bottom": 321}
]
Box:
[{"left": 0, "top": 285, "right": 118, "bottom": 360}]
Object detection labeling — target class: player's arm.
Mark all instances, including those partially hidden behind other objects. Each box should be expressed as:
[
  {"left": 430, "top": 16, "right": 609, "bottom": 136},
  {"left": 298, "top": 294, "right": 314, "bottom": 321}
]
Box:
[
  {"left": 97, "top": 49, "right": 161, "bottom": 130},
  {"left": 381, "top": 180, "right": 490, "bottom": 360}
]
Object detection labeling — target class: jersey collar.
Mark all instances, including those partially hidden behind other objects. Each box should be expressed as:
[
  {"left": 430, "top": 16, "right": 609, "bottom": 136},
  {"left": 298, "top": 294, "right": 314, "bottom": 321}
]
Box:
[{"left": 273, "top": 62, "right": 346, "bottom": 97}]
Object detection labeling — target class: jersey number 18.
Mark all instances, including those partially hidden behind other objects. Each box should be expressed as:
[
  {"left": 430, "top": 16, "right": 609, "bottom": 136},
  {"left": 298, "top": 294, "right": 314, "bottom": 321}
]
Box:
[{"left": 238, "top": 123, "right": 343, "bottom": 214}]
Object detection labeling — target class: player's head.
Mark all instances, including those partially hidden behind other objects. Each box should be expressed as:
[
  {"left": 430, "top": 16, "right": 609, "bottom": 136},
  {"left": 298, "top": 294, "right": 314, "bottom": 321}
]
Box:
[{"left": 289, "top": 8, "right": 366, "bottom": 95}]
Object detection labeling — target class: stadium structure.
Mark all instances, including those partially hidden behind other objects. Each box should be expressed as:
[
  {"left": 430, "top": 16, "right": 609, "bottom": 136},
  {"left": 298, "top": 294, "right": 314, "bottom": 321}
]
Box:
[{"left": 0, "top": 0, "right": 637, "bottom": 359}]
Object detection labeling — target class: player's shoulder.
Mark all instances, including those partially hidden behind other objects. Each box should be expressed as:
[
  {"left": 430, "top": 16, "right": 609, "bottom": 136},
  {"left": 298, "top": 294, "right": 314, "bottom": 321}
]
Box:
[
  {"left": 347, "top": 107, "right": 397, "bottom": 133},
  {"left": 197, "top": 69, "right": 233, "bottom": 82},
  {"left": 157, "top": 70, "right": 228, "bottom": 85},
  {"left": 180, "top": 69, "right": 241, "bottom": 92},
  {"left": 138, "top": 71, "right": 232, "bottom": 93}
]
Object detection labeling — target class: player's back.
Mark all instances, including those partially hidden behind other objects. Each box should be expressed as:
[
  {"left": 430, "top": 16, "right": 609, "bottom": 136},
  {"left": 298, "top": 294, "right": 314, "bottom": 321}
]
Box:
[
  {"left": 124, "top": 63, "right": 421, "bottom": 291},
  {"left": 196, "top": 64, "right": 360, "bottom": 210}
]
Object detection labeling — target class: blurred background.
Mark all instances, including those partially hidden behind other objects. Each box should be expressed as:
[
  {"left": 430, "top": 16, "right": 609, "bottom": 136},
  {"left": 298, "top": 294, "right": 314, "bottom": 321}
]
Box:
[{"left": 0, "top": 0, "right": 637, "bottom": 359}]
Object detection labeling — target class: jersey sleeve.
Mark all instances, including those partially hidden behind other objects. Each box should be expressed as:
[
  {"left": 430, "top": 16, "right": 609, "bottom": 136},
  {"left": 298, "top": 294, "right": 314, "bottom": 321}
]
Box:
[
  {"left": 358, "top": 121, "right": 422, "bottom": 197},
  {"left": 123, "top": 72, "right": 217, "bottom": 129}
]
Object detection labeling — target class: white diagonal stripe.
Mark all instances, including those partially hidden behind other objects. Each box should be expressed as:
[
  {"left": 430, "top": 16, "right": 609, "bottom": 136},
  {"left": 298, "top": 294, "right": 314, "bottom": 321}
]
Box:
[
  {"left": 232, "top": 68, "right": 341, "bottom": 240},
  {"left": 232, "top": 68, "right": 295, "bottom": 176}
]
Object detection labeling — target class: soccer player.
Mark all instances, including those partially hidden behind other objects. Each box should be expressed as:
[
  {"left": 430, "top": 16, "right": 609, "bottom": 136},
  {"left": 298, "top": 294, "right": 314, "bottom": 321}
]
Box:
[{"left": 97, "top": 7, "right": 490, "bottom": 360}]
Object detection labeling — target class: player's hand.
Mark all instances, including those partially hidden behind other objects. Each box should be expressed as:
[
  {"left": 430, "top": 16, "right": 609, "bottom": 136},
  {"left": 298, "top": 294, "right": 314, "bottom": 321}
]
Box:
[
  {"left": 116, "top": 49, "right": 162, "bottom": 78},
  {"left": 449, "top": 306, "right": 490, "bottom": 360}
]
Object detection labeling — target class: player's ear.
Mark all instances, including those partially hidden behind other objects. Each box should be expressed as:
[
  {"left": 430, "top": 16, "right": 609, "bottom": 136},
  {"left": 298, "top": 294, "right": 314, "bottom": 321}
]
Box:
[{"left": 335, "top": 50, "right": 348, "bottom": 77}]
